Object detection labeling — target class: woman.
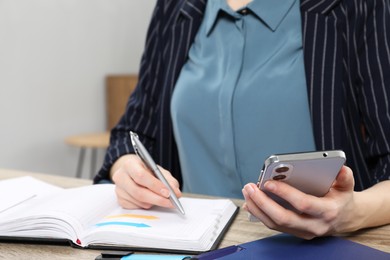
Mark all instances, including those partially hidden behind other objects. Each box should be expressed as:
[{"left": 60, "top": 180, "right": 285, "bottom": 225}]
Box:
[{"left": 95, "top": 0, "right": 390, "bottom": 239}]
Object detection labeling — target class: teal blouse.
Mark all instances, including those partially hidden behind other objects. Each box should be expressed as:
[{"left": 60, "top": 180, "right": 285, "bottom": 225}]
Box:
[{"left": 171, "top": 0, "right": 315, "bottom": 198}]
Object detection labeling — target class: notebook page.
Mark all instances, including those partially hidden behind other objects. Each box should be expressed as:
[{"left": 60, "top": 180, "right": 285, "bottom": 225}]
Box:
[
  {"left": 84, "top": 198, "right": 237, "bottom": 251},
  {"left": 18, "top": 184, "right": 119, "bottom": 244},
  {"left": 0, "top": 176, "right": 62, "bottom": 214},
  {"left": 0, "top": 179, "right": 118, "bottom": 246}
]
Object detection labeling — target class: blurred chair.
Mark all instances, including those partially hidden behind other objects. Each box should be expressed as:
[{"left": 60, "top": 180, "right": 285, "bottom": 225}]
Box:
[{"left": 65, "top": 75, "right": 137, "bottom": 179}]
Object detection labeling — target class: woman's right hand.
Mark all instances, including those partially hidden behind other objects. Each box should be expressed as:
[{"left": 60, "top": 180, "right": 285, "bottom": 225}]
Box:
[{"left": 110, "top": 154, "right": 182, "bottom": 210}]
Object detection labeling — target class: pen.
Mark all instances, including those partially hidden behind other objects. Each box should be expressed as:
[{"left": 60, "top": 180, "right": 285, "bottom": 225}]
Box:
[{"left": 130, "top": 131, "right": 185, "bottom": 215}]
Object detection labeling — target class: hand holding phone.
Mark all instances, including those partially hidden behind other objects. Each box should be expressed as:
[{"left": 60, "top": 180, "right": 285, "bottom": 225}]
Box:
[{"left": 250, "top": 150, "right": 346, "bottom": 219}]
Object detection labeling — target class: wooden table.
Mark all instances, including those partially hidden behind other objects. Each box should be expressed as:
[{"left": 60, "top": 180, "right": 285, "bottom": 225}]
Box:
[{"left": 0, "top": 169, "right": 389, "bottom": 259}]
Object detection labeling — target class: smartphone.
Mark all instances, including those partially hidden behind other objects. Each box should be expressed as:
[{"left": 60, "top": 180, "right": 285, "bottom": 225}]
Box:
[{"left": 255, "top": 150, "right": 346, "bottom": 212}]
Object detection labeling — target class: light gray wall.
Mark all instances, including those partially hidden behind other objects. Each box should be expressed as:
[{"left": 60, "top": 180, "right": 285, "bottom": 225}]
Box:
[{"left": 0, "top": 1, "right": 156, "bottom": 178}]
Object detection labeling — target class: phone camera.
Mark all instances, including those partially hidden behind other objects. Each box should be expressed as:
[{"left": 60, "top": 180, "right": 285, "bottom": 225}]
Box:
[
  {"left": 273, "top": 174, "right": 287, "bottom": 181},
  {"left": 273, "top": 166, "right": 289, "bottom": 181},
  {"left": 275, "top": 166, "right": 289, "bottom": 173},
  {"left": 272, "top": 164, "right": 292, "bottom": 181}
]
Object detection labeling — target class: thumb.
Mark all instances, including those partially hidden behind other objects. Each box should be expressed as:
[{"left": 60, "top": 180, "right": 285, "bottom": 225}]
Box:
[{"left": 332, "top": 165, "right": 355, "bottom": 192}]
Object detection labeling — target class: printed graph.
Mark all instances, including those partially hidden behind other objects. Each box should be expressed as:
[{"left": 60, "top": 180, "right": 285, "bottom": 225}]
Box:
[{"left": 95, "top": 213, "right": 159, "bottom": 228}]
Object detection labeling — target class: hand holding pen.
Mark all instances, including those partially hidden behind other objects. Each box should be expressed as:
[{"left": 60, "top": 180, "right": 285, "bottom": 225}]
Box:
[
  {"left": 130, "top": 131, "right": 185, "bottom": 214},
  {"left": 109, "top": 132, "right": 183, "bottom": 213}
]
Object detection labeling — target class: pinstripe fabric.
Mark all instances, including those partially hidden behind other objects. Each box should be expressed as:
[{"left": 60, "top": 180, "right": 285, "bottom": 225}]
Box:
[{"left": 95, "top": 0, "right": 390, "bottom": 191}]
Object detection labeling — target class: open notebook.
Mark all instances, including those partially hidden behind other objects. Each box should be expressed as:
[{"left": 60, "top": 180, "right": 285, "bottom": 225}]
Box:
[{"left": 0, "top": 176, "right": 238, "bottom": 254}]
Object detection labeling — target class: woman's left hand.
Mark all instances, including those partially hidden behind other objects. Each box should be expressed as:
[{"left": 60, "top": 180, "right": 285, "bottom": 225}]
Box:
[{"left": 242, "top": 166, "right": 360, "bottom": 239}]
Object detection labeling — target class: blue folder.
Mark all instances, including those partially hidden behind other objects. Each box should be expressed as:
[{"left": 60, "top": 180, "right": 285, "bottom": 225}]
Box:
[{"left": 195, "top": 233, "right": 390, "bottom": 259}]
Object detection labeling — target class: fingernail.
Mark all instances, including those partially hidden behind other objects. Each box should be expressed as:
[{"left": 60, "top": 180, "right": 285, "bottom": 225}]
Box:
[
  {"left": 244, "top": 184, "right": 255, "bottom": 194},
  {"left": 264, "top": 181, "right": 275, "bottom": 192},
  {"left": 160, "top": 189, "right": 170, "bottom": 198},
  {"left": 242, "top": 188, "right": 247, "bottom": 199}
]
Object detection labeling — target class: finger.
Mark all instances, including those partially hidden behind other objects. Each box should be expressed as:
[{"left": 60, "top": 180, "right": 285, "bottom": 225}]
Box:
[
  {"left": 125, "top": 159, "right": 171, "bottom": 198},
  {"left": 263, "top": 180, "right": 325, "bottom": 216},
  {"left": 243, "top": 184, "right": 322, "bottom": 239},
  {"left": 244, "top": 183, "right": 297, "bottom": 226},
  {"left": 121, "top": 183, "right": 175, "bottom": 209},
  {"left": 242, "top": 186, "right": 276, "bottom": 227},
  {"left": 158, "top": 166, "right": 182, "bottom": 198},
  {"left": 245, "top": 183, "right": 333, "bottom": 239},
  {"left": 113, "top": 167, "right": 175, "bottom": 209},
  {"left": 113, "top": 170, "right": 151, "bottom": 209},
  {"left": 115, "top": 186, "right": 153, "bottom": 209}
]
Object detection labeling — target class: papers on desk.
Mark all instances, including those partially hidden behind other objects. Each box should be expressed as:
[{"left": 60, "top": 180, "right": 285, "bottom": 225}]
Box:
[{"left": 0, "top": 177, "right": 238, "bottom": 254}]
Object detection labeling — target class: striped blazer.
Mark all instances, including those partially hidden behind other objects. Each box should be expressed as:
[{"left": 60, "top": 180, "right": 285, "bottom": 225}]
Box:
[{"left": 95, "top": 0, "right": 390, "bottom": 191}]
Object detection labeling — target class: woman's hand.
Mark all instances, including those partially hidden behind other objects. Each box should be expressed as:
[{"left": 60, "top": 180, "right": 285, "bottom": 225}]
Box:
[
  {"left": 110, "top": 154, "right": 182, "bottom": 210},
  {"left": 242, "top": 166, "right": 360, "bottom": 239}
]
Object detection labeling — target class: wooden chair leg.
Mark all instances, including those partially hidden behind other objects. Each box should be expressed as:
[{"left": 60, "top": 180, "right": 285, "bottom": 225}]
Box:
[
  {"left": 90, "top": 148, "right": 97, "bottom": 179},
  {"left": 76, "top": 147, "right": 86, "bottom": 178}
]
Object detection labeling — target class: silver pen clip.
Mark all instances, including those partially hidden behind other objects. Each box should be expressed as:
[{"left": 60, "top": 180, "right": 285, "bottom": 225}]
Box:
[{"left": 130, "top": 132, "right": 142, "bottom": 161}]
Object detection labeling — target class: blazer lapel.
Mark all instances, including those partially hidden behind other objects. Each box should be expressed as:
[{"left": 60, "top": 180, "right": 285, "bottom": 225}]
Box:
[
  {"left": 178, "top": 0, "right": 207, "bottom": 20},
  {"left": 163, "top": 0, "right": 206, "bottom": 89},
  {"left": 301, "top": 0, "right": 341, "bottom": 14}
]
